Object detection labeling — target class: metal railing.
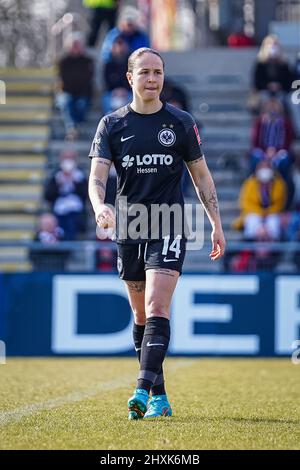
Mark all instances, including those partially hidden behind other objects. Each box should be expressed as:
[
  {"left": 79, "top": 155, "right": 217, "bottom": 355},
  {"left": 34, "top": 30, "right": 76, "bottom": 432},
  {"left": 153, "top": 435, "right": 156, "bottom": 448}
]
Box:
[
  {"left": 0, "top": 240, "right": 116, "bottom": 272},
  {"left": 1, "top": 240, "right": 300, "bottom": 273},
  {"left": 223, "top": 241, "right": 300, "bottom": 273}
]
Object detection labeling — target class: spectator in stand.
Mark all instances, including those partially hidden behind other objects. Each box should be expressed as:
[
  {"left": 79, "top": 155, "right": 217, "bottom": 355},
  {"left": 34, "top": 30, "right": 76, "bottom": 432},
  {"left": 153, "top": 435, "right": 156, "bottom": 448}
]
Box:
[
  {"left": 101, "top": 6, "right": 150, "bottom": 64},
  {"left": 29, "top": 213, "right": 70, "bottom": 271},
  {"left": 294, "top": 51, "right": 300, "bottom": 81},
  {"left": 282, "top": 150, "right": 300, "bottom": 241},
  {"left": 254, "top": 35, "right": 293, "bottom": 94},
  {"left": 284, "top": 148, "right": 300, "bottom": 270},
  {"left": 34, "top": 213, "right": 64, "bottom": 244},
  {"left": 44, "top": 150, "right": 88, "bottom": 240},
  {"left": 160, "top": 78, "right": 190, "bottom": 112},
  {"left": 83, "top": 0, "right": 120, "bottom": 48},
  {"left": 249, "top": 97, "right": 295, "bottom": 179},
  {"left": 227, "top": 32, "right": 256, "bottom": 47},
  {"left": 288, "top": 51, "right": 300, "bottom": 138},
  {"left": 102, "top": 36, "right": 132, "bottom": 114},
  {"left": 233, "top": 160, "right": 287, "bottom": 242},
  {"left": 227, "top": 20, "right": 256, "bottom": 48},
  {"left": 227, "top": 18, "right": 255, "bottom": 47},
  {"left": 96, "top": 243, "right": 118, "bottom": 272},
  {"left": 249, "top": 35, "right": 293, "bottom": 114},
  {"left": 56, "top": 33, "right": 94, "bottom": 140}
]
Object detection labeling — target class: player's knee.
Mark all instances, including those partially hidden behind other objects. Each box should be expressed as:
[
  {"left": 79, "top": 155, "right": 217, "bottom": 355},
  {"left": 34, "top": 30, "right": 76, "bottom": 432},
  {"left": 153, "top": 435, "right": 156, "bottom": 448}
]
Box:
[{"left": 145, "top": 299, "right": 169, "bottom": 318}]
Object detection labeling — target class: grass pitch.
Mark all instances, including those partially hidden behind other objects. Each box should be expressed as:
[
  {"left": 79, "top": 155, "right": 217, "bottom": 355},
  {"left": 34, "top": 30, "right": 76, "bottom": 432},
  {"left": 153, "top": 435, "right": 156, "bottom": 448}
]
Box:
[{"left": 0, "top": 357, "right": 299, "bottom": 450}]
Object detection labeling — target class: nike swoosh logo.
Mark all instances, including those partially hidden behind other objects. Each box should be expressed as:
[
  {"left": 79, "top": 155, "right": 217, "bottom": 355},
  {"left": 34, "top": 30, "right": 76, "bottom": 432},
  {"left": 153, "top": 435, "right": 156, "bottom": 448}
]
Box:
[
  {"left": 135, "top": 347, "right": 141, "bottom": 352},
  {"left": 163, "top": 257, "right": 177, "bottom": 262},
  {"left": 121, "top": 135, "right": 135, "bottom": 142},
  {"left": 146, "top": 342, "right": 165, "bottom": 347}
]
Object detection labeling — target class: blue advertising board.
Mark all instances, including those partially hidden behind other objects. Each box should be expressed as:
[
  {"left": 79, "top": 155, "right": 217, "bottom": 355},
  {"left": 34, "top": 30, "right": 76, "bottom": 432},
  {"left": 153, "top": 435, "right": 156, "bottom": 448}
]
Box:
[{"left": 0, "top": 273, "right": 299, "bottom": 356}]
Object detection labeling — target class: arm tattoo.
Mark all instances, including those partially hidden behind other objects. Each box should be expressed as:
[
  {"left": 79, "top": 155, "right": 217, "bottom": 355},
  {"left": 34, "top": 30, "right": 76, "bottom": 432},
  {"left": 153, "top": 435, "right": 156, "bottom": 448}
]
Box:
[
  {"left": 186, "top": 156, "right": 204, "bottom": 166},
  {"left": 199, "top": 188, "right": 219, "bottom": 214},
  {"left": 125, "top": 281, "right": 146, "bottom": 293},
  {"left": 95, "top": 158, "right": 110, "bottom": 167},
  {"left": 93, "top": 178, "right": 106, "bottom": 192}
]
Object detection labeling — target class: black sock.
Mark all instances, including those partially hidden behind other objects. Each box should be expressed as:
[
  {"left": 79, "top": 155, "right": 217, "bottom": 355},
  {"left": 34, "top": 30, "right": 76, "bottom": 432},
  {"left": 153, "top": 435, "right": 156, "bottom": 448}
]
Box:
[
  {"left": 133, "top": 323, "right": 166, "bottom": 395},
  {"left": 133, "top": 323, "right": 145, "bottom": 363},
  {"left": 151, "top": 371, "right": 166, "bottom": 396},
  {"left": 137, "top": 317, "right": 170, "bottom": 393}
]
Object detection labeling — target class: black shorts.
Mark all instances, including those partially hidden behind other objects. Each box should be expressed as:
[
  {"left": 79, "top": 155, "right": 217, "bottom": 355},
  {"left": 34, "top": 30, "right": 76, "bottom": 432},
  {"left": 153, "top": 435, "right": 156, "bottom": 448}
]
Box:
[{"left": 117, "top": 237, "right": 186, "bottom": 281}]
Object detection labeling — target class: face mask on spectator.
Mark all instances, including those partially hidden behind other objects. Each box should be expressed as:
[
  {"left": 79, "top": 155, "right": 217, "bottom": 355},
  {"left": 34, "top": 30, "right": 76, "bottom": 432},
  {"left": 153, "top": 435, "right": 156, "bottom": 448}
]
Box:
[
  {"left": 61, "top": 159, "right": 75, "bottom": 173},
  {"left": 256, "top": 168, "right": 274, "bottom": 183},
  {"left": 268, "top": 44, "right": 280, "bottom": 58}
]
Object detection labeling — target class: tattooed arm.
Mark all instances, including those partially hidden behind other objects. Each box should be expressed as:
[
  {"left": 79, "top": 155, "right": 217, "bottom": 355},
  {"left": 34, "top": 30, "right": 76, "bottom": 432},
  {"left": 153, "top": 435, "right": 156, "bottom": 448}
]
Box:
[
  {"left": 186, "top": 157, "right": 226, "bottom": 260},
  {"left": 88, "top": 157, "right": 115, "bottom": 228}
]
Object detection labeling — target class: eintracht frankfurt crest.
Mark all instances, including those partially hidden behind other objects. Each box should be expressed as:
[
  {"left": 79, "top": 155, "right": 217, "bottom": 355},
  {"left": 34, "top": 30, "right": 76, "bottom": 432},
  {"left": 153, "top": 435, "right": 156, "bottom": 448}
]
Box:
[{"left": 158, "top": 128, "right": 176, "bottom": 147}]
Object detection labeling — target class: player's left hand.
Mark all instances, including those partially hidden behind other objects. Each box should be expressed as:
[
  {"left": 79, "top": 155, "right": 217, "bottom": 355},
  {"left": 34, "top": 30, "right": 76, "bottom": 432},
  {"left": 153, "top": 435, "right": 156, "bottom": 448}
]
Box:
[{"left": 210, "top": 227, "right": 226, "bottom": 261}]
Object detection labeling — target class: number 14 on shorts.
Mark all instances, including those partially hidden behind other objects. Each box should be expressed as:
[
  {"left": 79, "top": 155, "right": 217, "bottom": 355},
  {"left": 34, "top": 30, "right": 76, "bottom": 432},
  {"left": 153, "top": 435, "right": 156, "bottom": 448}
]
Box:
[{"left": 162, "top": 235, "right": 181, "bottom": 261}]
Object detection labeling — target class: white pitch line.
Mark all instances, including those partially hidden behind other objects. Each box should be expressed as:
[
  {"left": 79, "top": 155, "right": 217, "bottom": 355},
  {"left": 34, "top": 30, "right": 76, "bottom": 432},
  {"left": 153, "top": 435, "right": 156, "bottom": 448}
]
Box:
[
  {"left": 0, "top": 374, "right": 134, "bottom": 427},
  {"left": 0, "top": 359, "right": 195, "bottom": 427}
]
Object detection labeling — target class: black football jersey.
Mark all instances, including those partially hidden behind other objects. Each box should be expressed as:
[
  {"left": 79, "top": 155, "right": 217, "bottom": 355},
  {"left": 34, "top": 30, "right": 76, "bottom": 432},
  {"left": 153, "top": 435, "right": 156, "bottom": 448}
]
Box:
[{"left": 89, "top": 102, "right": 204, "bottom": 243}]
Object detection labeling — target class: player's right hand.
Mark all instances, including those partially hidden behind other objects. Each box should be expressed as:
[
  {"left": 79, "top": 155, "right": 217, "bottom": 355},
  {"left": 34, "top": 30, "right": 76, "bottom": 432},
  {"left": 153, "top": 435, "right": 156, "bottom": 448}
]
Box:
[{"left": 95, "top": 204, "right": 115, "bottom": 229}]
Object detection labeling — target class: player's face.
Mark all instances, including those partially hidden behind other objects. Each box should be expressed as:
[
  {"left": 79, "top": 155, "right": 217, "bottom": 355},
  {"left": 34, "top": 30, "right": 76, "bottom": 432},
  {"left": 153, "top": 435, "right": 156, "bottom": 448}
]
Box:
[{"left": 128, "top": 53, "right": 164, "bottom": 102}]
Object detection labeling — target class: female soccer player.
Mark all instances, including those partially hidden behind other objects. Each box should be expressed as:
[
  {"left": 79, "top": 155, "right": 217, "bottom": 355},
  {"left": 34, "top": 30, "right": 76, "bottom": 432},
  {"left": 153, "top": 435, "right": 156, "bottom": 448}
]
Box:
[{"left": 89, "top": 47, "right": 226, "bottom": 419}]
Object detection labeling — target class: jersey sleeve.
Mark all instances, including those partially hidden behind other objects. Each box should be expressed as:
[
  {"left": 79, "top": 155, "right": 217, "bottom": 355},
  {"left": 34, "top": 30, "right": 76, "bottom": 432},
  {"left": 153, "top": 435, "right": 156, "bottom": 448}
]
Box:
[
  {"left": 88, "top": 116, "right": 112, "bottom": 160},
  {"left": 182, "top": 115, "right": 204, "bottom": 163}
]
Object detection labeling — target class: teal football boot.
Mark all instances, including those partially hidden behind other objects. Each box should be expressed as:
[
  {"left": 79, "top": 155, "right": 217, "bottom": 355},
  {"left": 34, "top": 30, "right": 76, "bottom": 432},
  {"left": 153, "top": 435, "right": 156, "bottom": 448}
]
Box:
[
  {"left": 144, "top": 395, "right": 172, "bottom": 418},
  {"left": 128, "top": 388, "right": 149, "bottom": 420}
]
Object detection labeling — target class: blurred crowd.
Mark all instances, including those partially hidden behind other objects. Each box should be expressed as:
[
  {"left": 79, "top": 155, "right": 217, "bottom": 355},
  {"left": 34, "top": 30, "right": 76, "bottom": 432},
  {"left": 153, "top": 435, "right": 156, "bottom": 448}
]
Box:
[
  {"left": 228, "top": 34, "right": 300, "bottom": 272},
  {"left": 32, "top": 1, "right": 300, "bottom": 273},
  {"left": 33, "top": 2, "right": 151, "bottom": 270},
  {"left": 55, "top": 2, "right": 150, "bottom": 140},
  {"left": 34, "top": 1, "right": 195, "bottom": 272}
]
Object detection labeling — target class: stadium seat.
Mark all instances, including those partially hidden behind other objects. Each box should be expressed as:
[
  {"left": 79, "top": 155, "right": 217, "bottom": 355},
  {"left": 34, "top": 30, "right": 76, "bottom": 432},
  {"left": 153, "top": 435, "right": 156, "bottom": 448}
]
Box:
[
  {"left": 0, "top": 246, "right": 28, "bottom": 261},
  {"left": 0, "top": 230, "right": 33, "bottom": 241},
  {"left": 0, "top": 155, "right": 46, "bottom": 168},
  {"left": 0, "top": 214, "right": 36, "bottom": 229},
  {"left": 0, "top": 126, "right": 49, "bottom": 139},
  {"left": 0, "top": 67, "right": 55, "bottom": 78},
  {"left": 0, "top": 169, "right": 44, "bottom": 182},
  {"left": 0, "top": 140, "right": 47, "bottom": 152},
  {"left": 5, "top": 82, "right": 53, "bottom": 95},
  {"left": 0, "top": 67, "right": 54, "bottom": 271},
  {"left": 0, "top": 111, "right": 51, "bottom": 124},
  {"left": 0, "top": 184, "right": 42, "bottom": 199},
  {"left": 0, "top": 261, "right": 32, "bottom": 272},
  {"left": 0, "top": 200, "right": 40, "bottom": 212},
  {"left": 5, "top": 96, "right": 52, "bottom": 109}
]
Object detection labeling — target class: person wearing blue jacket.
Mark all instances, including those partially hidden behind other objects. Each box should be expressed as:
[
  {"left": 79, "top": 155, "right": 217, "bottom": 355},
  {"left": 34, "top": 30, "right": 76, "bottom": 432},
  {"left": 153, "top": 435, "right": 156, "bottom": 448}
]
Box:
[{"left": 101, "top": 6, "right": 150, "bottom": 64}]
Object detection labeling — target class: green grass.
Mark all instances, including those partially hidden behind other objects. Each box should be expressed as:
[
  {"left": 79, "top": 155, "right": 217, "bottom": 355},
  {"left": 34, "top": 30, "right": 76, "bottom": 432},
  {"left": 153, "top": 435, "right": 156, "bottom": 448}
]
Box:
[{"left": 0, "top": 358, "right": 299, "bottom": 450}]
